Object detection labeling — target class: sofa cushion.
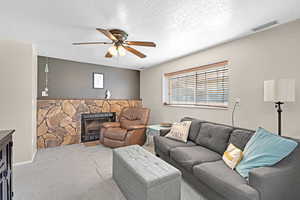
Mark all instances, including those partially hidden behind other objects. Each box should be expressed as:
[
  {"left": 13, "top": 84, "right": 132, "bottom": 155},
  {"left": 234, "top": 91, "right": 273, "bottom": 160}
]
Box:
[
  {"left": 180, "top": 117, "right": 204, "bottom": 142},
  {"left": 153, "top": 135, "right": 196, "bottom": 156},
  {"left": 195, "top": 123, "right": 233, "bottom": 154},
  {"left": 229, "top": 129, "right": 254, "bottom": 150},
  {"left": 193, "top": 160, "right": 259, "bottom": 200},
  {"left": 170, "top": 146, "right": 221, "bottom": 171}
]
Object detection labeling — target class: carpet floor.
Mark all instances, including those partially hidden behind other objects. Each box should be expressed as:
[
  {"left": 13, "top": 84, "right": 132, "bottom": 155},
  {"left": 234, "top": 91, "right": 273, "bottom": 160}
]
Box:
[{"left": 14, "top": 144, "right": 206, "bottom": 200}]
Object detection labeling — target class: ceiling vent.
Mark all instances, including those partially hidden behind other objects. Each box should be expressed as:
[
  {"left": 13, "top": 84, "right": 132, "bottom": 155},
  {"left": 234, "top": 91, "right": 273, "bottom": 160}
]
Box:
[{"left": 252, "top": 20, "right": 278, "bottom": 32}]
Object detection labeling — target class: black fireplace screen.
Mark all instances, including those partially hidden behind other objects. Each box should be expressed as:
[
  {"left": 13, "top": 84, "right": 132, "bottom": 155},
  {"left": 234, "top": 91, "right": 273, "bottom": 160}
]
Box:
[{"left": 81, "top": 112, "right": 116, "bottom": 142}]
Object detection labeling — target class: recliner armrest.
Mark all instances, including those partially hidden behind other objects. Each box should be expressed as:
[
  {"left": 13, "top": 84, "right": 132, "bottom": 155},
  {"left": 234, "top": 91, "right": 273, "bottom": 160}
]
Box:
[
  {"left": 102, "top": 122, "right": 120, "bottom": 128},
  {"left": 126, "top": 125, "right": 146, "bottom": 131}
]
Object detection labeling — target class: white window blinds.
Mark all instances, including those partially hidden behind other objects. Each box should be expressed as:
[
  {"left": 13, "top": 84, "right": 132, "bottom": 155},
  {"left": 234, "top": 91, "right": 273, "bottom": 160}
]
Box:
[{"left": 165, "top": 61, "right": 229, "bottom": 108}]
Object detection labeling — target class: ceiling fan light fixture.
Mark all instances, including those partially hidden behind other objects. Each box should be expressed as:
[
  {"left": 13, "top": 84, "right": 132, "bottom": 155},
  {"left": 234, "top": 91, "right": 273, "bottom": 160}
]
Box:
[
  {"left": 108, "top": 46, "right": 118, "bottom": 56},
  {"left": 118, "top": 46, "right": 126, "bottom": 56}
]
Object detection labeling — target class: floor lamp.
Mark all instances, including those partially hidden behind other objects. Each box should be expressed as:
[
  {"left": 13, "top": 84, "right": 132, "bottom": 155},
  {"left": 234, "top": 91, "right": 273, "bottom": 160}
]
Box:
[{"left": 264, "top": 79, "right": 295, "bottom": 136}]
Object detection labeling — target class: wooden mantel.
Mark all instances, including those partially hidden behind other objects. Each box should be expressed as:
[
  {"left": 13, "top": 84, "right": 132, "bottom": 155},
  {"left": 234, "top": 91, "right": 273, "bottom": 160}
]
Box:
[{"left": 37, "top": 99, "right": 142, "bottom": 148}]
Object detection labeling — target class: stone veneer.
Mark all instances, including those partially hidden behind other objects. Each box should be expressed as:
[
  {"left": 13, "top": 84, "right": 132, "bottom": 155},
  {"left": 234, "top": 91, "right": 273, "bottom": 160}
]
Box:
[{"left": 37, "top": 99, "right": 142, "bottom": 148}]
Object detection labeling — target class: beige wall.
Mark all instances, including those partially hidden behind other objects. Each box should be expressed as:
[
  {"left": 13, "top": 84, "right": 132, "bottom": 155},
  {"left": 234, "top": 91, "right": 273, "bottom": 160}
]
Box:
[
  {"left": 31, "top": 48, "right": 37, "bottom": 159},
  {"left": 0, "top": 40, "right": 37, "bottom": 164},
  {"left": 141, "top": 19, "right": 300, "bottom": 138}
]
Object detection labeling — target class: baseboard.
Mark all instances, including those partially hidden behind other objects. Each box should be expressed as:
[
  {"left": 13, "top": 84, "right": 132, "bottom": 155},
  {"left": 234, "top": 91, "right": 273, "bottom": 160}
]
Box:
[
  {"left": 13, "top": 148, "right": 37, "bottom": 167},
  {"left": 13, "top": 160, "right": 32, "bottom": 166}
]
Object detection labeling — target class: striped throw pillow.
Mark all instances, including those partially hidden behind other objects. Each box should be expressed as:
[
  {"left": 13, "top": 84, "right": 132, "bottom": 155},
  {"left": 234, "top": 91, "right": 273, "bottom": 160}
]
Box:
[{"left": 223, "top": 143, "right": 243, "bottom": 169}]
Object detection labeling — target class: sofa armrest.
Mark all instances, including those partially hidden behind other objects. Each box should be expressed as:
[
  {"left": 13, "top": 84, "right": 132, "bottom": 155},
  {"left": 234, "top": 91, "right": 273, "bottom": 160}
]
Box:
[
  {"left": 102, "top": 122, "right": 120, "bottom": 128},
  {"left": 249, "top": 166, "right": 299, "bottom": 200},
  {"left": 126, "top": 125, "right": 146, "bottom": 131},
  {"left": 160, "top": 129, "right": 171, "bottom": 136}
]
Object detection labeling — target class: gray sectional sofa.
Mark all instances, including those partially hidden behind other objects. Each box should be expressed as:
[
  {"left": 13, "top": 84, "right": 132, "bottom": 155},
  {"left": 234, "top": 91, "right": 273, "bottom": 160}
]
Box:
[{"left": 153, "top": 117, "right": 300, "bottom": 200}]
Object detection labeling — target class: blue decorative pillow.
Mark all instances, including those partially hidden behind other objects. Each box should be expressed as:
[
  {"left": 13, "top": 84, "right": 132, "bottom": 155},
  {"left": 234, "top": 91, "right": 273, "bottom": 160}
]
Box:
[{"left": 236, "top": 127, "right": 298, "bottom": 178}]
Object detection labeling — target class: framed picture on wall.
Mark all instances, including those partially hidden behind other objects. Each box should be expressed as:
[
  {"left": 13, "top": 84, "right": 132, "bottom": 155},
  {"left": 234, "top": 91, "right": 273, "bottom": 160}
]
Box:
[{"left": 93, "top": 72, "right": 104, "bottom": 89}]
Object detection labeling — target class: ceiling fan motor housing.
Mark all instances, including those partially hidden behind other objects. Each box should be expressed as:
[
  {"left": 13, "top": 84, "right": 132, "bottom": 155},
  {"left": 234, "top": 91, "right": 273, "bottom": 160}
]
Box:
[{"left": 109, "top": 29, "right": 128, "bottom": 41}]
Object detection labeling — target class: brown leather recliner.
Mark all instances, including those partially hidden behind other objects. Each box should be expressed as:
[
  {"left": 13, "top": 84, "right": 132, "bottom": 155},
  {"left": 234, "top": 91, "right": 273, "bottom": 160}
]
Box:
[{"left": 100, "top": 107, "right": 150, "bottom": 148}]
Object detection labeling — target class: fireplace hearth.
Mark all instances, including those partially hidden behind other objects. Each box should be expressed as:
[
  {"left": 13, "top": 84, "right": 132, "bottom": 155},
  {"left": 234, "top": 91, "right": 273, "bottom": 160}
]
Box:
[{"left": 81, "top": 112, "right": 116, "bottom": 142}]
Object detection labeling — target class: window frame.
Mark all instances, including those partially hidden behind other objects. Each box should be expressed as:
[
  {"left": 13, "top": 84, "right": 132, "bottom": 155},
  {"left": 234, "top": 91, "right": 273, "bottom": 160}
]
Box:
[{"left": 162, "top": 61, "right": 229, "bottom": 109}]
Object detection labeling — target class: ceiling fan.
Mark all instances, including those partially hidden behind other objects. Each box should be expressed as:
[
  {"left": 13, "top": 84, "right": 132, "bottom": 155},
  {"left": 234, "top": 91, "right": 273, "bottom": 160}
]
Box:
[{"left": 72, "top": 28, "right": 156, "bottom": 58}]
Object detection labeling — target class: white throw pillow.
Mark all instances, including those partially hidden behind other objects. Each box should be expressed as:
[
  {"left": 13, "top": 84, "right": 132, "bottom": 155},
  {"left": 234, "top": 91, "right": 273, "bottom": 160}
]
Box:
[{"left": 165, "top": 121, "right": 192, "bottom": 143}]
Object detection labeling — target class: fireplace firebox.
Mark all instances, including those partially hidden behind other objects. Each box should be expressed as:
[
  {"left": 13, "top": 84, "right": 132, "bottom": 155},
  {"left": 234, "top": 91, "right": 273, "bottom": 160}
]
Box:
[{"left": 81, "top": 112, "right": 116, "bottom": 142}]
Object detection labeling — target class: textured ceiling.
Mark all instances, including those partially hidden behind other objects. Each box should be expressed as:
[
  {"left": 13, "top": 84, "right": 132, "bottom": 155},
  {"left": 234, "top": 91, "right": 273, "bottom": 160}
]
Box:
[{"left": 0, "top": 0, "right": 300, "bottom": 69}]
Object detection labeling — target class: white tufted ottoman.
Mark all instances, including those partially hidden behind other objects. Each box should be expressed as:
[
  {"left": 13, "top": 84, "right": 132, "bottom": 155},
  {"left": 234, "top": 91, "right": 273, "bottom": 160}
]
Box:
[{"left": 113, "top": 145, "right": 181, "bottom": 200}]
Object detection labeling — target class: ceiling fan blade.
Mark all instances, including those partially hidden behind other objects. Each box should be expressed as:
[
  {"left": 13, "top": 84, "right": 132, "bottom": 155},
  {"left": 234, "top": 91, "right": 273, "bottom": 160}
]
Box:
[
  {"left": 105, "top": 52, "right": 113, "bottom": 58},
  {"left": 125, "top": 41, "right": 156, "bottom": 47},
  {"left": 96, "top": 28, "right": 117, "bottom": 41},
  {"left": 123, "top": 46, "right": 146, "bottom": 58},
  {"left": 72, "top": 42, "right": 112, "bottom": 45}
]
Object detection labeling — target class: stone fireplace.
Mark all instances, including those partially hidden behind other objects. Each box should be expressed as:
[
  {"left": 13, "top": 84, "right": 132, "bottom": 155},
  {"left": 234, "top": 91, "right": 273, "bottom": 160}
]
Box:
[
  {"left": 81, "top": 112, "right": 116, "bottom": 142},
  {"left": 37, "top": 99, "right": 142, "bottom": 148}
]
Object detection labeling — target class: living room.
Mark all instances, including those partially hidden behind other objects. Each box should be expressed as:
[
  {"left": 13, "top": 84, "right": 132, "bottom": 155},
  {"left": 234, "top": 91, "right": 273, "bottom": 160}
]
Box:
[{"left": 0, "top": 1, "right": 300, "bottom": 200}]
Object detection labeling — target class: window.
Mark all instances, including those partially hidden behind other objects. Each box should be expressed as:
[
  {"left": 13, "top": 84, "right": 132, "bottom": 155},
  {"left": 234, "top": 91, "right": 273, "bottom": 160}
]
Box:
[{"left": 163, "top": 61, "right": 229, "bottom": 108}]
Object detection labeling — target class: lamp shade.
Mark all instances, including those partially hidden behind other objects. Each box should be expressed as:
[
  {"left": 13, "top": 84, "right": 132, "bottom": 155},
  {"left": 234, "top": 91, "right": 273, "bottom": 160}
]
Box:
[{"left": 264, "top": 79, "right": 295, "bottom": 102}]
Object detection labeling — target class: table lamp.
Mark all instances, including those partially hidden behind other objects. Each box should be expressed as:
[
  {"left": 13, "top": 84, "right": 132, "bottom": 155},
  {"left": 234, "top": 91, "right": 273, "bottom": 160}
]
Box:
[{"left": 264, "top": 79, "right": 295, "bottom": 136}]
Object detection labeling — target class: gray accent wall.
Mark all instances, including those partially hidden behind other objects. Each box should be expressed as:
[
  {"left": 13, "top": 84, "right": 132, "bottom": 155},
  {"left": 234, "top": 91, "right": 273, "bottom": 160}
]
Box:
[{"left": 38, "top": 57, "right": 140, "bottom": 99}]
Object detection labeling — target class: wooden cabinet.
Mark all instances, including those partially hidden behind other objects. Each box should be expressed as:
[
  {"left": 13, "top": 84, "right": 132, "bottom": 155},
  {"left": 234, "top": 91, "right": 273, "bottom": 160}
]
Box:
[{"left": 0, "top": 130, "right": 14, "bottom": 200}]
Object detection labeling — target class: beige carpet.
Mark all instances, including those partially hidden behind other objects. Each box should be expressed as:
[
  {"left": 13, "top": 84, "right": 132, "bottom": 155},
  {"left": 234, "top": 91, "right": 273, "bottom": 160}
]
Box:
[{"left": 14, "top": 144, "right": 206, "bottom": 200}]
